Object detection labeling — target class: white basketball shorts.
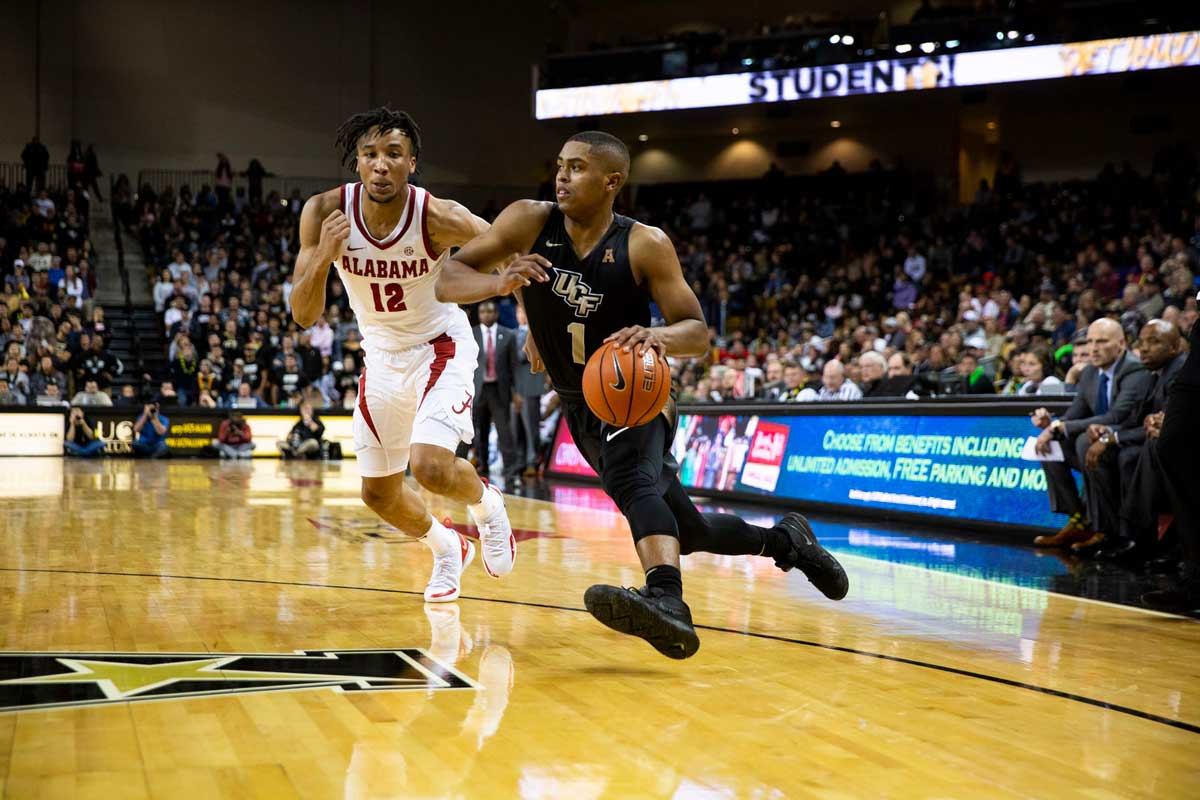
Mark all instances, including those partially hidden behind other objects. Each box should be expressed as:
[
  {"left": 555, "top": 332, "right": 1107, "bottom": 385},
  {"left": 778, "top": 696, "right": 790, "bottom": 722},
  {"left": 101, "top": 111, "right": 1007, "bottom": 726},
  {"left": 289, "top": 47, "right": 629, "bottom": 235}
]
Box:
[{"left": 353, "top": 319, "right": 479, "bottom": 478}]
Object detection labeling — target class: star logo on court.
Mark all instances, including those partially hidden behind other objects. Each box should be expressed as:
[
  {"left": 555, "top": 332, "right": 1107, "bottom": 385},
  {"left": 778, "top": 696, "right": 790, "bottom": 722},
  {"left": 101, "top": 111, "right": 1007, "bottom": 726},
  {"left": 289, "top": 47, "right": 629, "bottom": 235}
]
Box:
[{"left": 0, "top": 649, "right": 475, "bottom": 712}]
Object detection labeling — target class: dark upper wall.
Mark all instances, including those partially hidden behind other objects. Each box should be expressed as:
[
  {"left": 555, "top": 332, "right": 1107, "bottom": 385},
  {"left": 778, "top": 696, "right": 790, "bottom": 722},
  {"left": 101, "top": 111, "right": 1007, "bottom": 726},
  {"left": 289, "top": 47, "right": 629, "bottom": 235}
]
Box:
[
  {"left": 0, "top": 0, "right": 557, "bottom": 207},
  {"left": 1, "top": 0, "right": 1194, "bottom": 205}
]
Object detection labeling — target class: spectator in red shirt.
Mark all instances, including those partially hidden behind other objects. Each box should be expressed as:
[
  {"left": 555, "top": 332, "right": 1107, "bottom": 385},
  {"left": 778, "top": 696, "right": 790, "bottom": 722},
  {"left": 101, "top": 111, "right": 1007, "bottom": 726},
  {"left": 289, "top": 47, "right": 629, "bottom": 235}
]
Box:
[{"left": 214, "top": 410, "right": 255, "bottom": 459}]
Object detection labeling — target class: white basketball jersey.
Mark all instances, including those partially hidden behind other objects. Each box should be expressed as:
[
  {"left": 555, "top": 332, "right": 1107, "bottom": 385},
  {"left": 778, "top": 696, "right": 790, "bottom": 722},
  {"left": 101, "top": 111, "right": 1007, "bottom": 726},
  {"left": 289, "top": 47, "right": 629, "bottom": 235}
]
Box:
[{"left": 334, "top": 182, "right": 467, "bottom": 354}]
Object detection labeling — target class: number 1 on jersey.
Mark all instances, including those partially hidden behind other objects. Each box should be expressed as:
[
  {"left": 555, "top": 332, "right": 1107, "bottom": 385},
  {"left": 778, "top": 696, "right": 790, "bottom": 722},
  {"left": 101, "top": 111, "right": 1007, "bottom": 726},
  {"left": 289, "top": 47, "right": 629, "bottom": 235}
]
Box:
[
  {"left": 369, "top": 283, "right": 407, "bottom": 313},
  {"left": 568, "top": 322, "right": 586, "bottom": 365}
]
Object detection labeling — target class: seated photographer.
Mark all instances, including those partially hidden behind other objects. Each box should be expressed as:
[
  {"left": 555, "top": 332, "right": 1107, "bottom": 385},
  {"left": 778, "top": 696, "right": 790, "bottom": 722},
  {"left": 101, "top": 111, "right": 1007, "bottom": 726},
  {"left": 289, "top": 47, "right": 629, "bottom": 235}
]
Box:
[
  {"left": 1031, "top": 319, "right": 1151, "bottom": 552},
  {"left": 64, "top": 406, "right": 105, "bottom": 457},
  {"left": 215, "top": 410, "right": 255, "bottom": 459},
  {"left": 277, "top": 400, "right": 324, "bottom": 459},
  {"left": 132, "top": 399, "right": 171, "bottom": 458}
]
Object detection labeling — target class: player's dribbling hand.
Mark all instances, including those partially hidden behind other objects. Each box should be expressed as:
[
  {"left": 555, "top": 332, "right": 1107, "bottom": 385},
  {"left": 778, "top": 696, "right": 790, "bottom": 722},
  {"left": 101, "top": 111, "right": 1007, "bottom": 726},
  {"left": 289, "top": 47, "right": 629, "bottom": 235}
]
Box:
[
  {"left": 606, "top": 325, "right": 666, "bottom": 358},
  {"left": 496, "top": 254, "right": 550, "bottom": 295},
  {"left": 524, "top": 331, "right": 544, "bottom": 374},
  {"left": 319, "top": 210, "right": 351, "bottom": 257}
]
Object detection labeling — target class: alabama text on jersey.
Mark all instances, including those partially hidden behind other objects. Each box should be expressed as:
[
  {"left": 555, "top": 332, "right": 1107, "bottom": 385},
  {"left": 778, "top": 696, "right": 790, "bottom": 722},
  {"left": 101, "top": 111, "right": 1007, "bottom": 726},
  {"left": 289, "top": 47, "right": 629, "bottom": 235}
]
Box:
[{"left": 334, "top": 182, "right": 468, "bottom": 353}]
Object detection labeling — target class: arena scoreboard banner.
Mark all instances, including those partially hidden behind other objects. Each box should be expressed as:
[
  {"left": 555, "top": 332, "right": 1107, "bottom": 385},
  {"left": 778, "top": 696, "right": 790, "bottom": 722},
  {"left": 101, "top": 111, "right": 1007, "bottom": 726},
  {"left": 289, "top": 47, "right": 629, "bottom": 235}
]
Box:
[
  {"left": 548, "top": 400, "right": 1074, "bottom": 532},
  {"left": 83, "top": 409, "right": 356, "bottom": 458},
  {"left": 0, "top": 412, "right": 64, "bottom": 456},
  {"left": 535, "top": 31, "right": 1200, "bottom": 119},
  {"left": 0, "top": 408, "right": 356, "bottom": 459}
]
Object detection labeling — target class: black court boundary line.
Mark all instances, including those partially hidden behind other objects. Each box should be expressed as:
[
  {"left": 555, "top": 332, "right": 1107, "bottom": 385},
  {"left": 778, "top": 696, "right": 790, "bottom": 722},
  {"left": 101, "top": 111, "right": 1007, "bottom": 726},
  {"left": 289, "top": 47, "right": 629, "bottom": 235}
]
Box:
[{"left": 2, "top": 565, "right": 1197, "bottom": 736}]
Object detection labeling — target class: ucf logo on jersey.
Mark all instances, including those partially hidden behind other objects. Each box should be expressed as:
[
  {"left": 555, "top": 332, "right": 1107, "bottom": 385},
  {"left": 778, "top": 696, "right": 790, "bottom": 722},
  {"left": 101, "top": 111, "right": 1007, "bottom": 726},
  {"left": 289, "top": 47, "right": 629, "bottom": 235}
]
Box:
[{"left": 552, "top": 269, "right": 603, "bottom": 317}]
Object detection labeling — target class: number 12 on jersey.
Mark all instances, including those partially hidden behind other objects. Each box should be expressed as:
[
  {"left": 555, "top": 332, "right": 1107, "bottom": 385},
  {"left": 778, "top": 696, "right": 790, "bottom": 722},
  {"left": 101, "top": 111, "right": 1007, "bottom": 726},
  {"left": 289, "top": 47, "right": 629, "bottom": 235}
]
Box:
[{"left": 370, "top": 283, "right": 408, "bottom": 313}]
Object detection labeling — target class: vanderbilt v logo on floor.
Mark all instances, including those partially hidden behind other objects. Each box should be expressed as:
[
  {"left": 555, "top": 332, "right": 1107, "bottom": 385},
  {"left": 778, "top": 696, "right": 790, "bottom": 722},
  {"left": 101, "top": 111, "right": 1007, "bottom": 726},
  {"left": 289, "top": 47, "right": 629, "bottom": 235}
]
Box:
[{"left": 0, "top": 649, "right": 475, "bottom": 712}]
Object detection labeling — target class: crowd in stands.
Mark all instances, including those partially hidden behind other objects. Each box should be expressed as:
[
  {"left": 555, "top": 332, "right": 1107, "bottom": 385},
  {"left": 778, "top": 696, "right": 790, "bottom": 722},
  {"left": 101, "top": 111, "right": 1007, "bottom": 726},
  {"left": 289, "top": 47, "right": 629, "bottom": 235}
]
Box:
[
  {"left": 120, "top": 144, "right": 1198, "bottom": 425},
  {"left": 644, "top": 148, "right": 1199, "bottom": 406},
  {"left": 0, "top": 157, "right": 125, "bottom": 409},
  {"left": 133, "top": 177, "right": 351, "bottom": 412},
  {"left": 4, "top": 135, "right": 1198, "bottom": 478}
]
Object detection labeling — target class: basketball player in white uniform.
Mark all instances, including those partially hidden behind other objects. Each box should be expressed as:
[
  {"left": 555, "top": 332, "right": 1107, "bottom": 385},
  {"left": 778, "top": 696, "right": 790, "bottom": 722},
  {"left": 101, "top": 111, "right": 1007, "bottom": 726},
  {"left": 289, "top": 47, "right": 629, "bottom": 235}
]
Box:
[{"left": 290, "top": 108, "right": 515, "bottom": 602}]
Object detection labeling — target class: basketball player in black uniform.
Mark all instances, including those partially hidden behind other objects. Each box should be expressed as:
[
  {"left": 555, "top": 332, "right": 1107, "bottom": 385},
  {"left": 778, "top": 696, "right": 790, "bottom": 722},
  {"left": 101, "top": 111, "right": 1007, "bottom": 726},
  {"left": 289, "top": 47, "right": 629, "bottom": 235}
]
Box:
[{"left": 436, "top": 132, "right": 848, "bottom": 659}]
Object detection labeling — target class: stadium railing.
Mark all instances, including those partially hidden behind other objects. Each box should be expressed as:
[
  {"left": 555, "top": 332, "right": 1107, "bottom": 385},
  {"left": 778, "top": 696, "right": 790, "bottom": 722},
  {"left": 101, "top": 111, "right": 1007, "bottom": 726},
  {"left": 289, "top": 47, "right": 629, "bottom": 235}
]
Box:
[
  {"left": 0, "top": 162, "right": 70, "bottom": 190},
  {"left": 134, "top": 170, "right": 339, "bottom": 201}
]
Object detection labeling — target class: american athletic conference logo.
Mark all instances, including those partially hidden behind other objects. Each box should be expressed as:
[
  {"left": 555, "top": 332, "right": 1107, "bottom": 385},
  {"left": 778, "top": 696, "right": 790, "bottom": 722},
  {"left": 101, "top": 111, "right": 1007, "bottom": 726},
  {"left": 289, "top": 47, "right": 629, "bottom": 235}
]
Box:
[{"left": 551, "top": 268, "right": 603, "bottom": 317}]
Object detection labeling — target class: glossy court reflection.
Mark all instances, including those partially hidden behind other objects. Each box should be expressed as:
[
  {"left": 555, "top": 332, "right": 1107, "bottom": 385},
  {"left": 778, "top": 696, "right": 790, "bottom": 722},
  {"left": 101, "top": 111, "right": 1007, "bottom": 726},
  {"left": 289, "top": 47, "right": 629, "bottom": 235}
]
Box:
[{"left": 0, "top": 459, "right": 1198, "bottom": 798}]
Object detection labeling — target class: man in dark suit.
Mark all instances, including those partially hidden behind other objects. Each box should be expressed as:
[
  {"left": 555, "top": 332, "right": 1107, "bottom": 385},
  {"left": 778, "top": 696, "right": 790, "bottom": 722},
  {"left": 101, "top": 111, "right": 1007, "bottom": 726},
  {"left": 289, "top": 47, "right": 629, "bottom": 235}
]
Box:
[
  {"left": 1142, "top": 316, "right": 1200, "bottom": 610},
  {"left": 1030, "top": 318, "right": 1152, "bottom": 552},
  {"left": 512, "top": 305, "right": 545, "bottom": 478},
  {"left": 1081, "top": 320, "right": 1186, "bottom": 559},
  {"left": 471, "top": 301, "right": 518, "bottom": 478}
]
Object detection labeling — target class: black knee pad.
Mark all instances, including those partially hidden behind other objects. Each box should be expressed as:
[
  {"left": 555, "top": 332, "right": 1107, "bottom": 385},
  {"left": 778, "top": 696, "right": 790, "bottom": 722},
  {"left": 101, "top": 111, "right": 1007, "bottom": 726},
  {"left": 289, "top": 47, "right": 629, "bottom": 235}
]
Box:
[
  {"left": 623, "top": 493, "right": 679, "bottom": 542},
  {"left": 601, "top": 470, "right": 678, "bottom": 542}
]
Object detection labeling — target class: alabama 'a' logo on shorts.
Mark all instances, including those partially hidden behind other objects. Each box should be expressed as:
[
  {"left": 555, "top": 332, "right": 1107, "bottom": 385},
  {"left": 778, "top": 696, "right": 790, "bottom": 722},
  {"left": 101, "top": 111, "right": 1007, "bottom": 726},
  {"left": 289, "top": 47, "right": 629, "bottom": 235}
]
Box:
[{"left": 552, "top": 269, "right": 603, "bottom": 317}]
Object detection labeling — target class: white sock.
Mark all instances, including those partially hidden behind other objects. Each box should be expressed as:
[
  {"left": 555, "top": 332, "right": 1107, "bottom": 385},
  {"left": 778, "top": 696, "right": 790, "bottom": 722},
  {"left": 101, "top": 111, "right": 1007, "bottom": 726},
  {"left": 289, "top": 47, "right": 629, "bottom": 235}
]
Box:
[
  {"left": 469, "top": 484, "right": 500, "bottom": 519},
  {"left": 421, "top": 517, "right": 458, "bottom": 557}
]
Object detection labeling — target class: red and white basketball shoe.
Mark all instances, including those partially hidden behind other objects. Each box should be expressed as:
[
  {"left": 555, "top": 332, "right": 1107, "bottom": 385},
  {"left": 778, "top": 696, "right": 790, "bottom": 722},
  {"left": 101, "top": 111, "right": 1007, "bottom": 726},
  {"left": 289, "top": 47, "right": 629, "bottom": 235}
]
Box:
[
  {"left": 424, "top": 532, "right": 475, "bottom": 603},
  {"left": 471, "top": 483, "right": 516, "bottom": 578}
]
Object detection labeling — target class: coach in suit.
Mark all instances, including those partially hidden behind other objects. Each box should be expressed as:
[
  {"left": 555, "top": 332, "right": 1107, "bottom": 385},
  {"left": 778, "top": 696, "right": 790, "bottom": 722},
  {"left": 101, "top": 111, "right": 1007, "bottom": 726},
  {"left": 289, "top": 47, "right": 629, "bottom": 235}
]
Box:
[
  {"left": 1031, "top": 318, "right": 1151, "bottom": 551},
  {"left": 512, "top": 305, "right": 544, "bottom": 478},
  {"left": 1081, "top": 320, "right": 1186, "bottom": 559},
  {"left": 471, "top": 301, "right": 519, "bottom": 478},
  {"left": 1142, "top": 318, "right": 1200, "bottom": 610}
]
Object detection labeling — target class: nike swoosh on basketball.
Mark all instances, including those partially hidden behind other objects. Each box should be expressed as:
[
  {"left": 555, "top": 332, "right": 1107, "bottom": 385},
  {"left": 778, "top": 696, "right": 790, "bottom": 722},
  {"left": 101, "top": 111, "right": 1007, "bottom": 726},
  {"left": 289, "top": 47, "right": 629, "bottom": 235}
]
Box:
[
  {"left": 605, "top": 427, "right": 630, "bottom": 442},
  {"left": 609, "top": 348, "right": 626, "bottom": 391}
]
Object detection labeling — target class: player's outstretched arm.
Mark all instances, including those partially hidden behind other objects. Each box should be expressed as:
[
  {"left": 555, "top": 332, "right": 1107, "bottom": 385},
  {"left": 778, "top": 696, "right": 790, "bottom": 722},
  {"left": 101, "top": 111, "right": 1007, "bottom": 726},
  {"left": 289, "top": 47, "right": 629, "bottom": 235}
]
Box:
[
  {"left": 290, "top": 190, "right": 345, "bottom": 329},
  {"left": 607, "top": 224, "right": 708, "bottom": 358},
  {"left": 435, "top": 200, "right": 551, "bottom": 304}
]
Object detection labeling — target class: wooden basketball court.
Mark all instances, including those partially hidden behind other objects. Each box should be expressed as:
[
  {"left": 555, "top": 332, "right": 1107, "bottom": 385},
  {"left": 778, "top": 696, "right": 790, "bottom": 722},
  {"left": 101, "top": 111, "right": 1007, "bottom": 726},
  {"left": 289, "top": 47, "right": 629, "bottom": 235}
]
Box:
[{"left": 1, "top": 458, "right": 1197, "bottom": 798}]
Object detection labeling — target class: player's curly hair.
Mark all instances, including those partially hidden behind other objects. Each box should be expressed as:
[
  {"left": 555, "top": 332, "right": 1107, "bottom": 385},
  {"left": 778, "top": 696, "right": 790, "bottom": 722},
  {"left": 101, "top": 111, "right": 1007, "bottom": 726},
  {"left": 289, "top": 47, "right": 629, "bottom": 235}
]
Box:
[{"left": 335, "top": 107, "right": 422, "bottom": 172}]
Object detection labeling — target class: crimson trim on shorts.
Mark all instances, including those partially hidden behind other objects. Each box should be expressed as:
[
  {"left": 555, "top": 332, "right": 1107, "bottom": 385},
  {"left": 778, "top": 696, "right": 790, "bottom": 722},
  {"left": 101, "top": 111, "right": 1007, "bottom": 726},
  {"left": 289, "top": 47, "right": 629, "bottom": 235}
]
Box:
[
  {"left": 418, "top": 333, "right": 456, "bottom": 409},
  {"left": 353, "top": 183, "right": 415, "bottom": 250},
  {"left": 357, "top": 369, "right": 383, "bottom": 445},
  {"left": 419, "top": 188, "right": 441, "bottom": 259}
]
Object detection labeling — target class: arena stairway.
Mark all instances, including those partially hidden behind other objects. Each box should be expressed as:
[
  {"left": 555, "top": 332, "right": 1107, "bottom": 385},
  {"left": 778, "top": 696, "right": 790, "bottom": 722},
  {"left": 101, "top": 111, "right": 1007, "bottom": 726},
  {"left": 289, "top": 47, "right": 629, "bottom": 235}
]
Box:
[
  {"left": 93, "top": 200, "right": 165, "bottom": 389},
  {"left": 99, "top": 304, "right": 165, "bottom": 389}
]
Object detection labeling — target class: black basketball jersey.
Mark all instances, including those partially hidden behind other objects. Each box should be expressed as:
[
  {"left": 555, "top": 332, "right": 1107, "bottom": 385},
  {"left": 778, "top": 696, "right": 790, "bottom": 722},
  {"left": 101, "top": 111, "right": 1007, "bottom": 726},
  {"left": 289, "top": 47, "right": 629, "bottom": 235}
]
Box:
[{"left": 522, "top": 205, "right": 649, "bottom": 400}]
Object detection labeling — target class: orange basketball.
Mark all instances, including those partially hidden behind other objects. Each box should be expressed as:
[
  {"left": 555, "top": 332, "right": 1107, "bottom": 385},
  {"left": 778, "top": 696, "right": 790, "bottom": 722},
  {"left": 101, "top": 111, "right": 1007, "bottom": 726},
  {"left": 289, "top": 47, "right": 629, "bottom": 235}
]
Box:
[{"left": 583, "top": 341, "right": 671, "bottom": 427}]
